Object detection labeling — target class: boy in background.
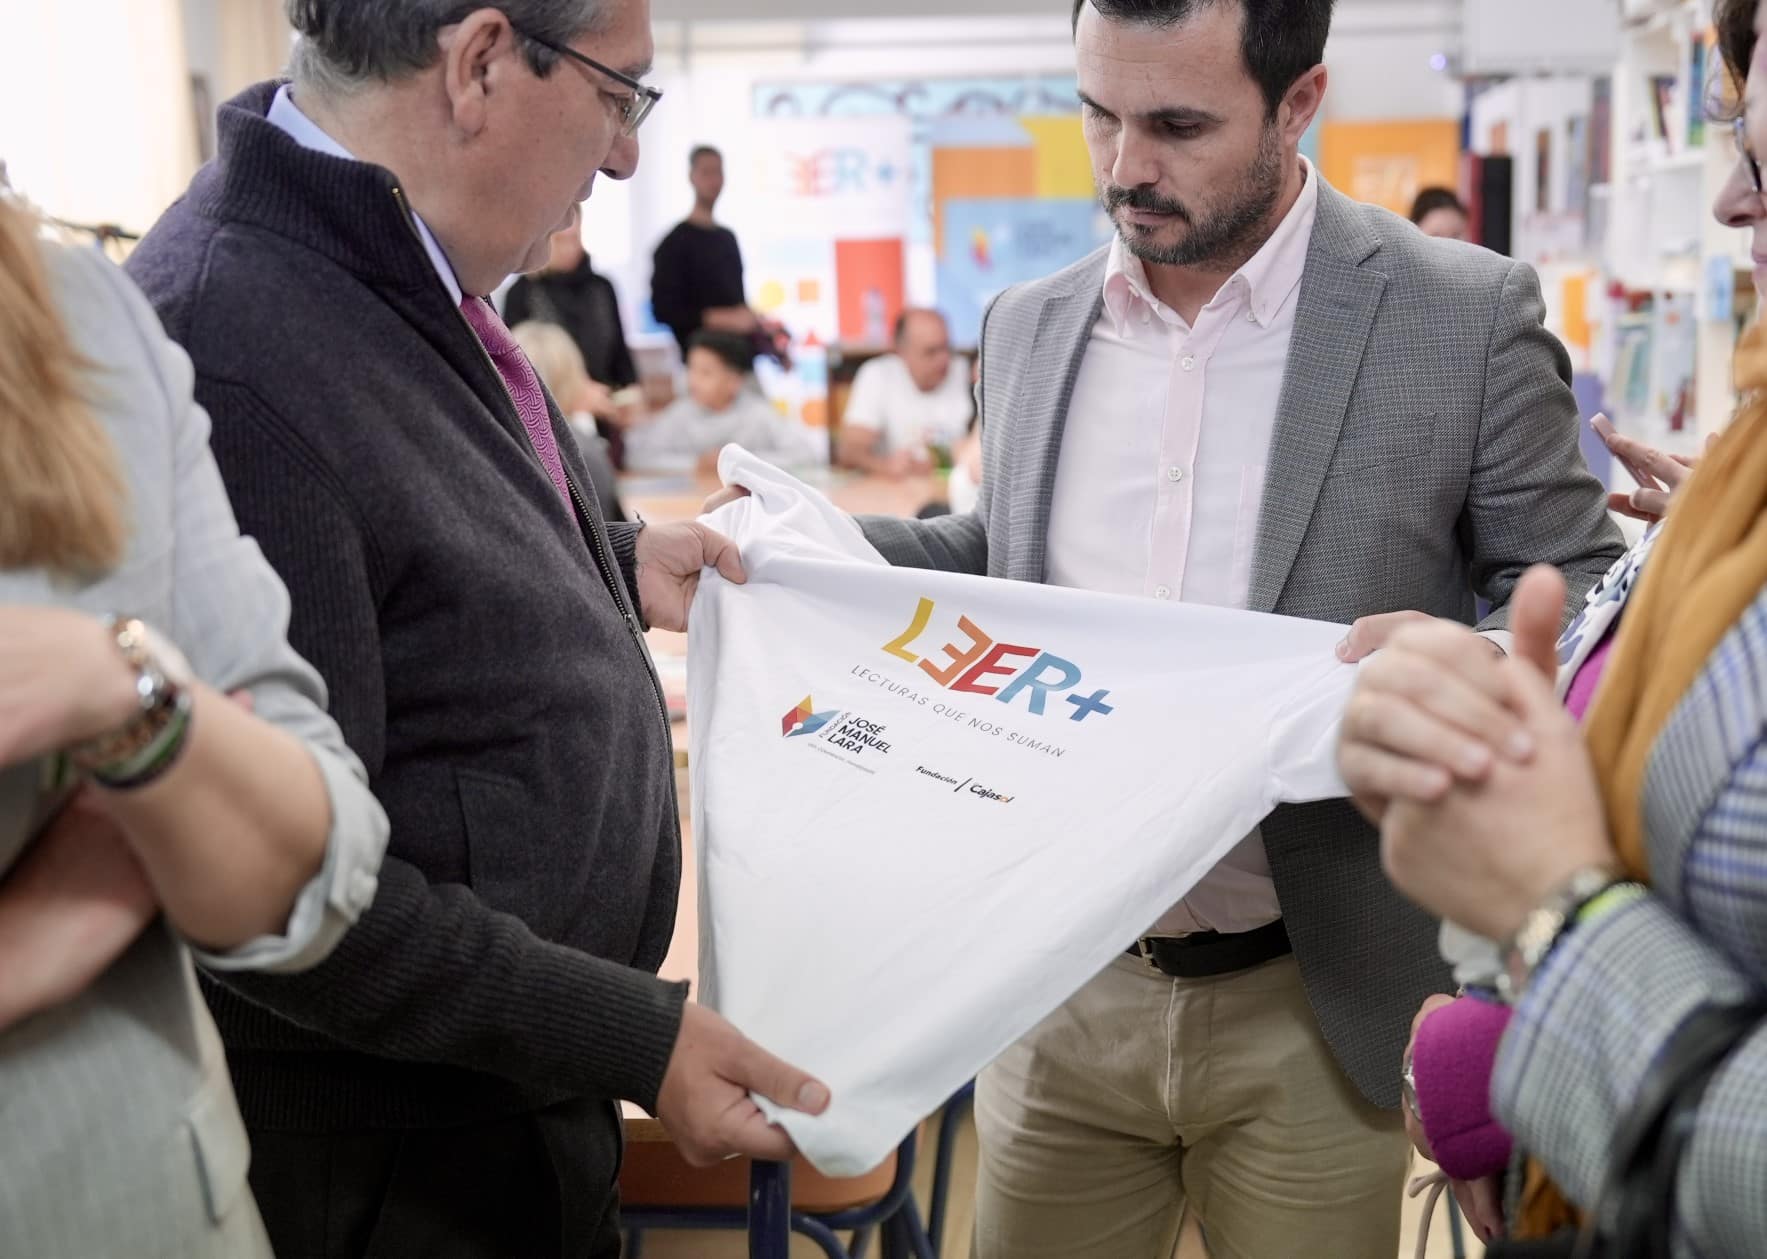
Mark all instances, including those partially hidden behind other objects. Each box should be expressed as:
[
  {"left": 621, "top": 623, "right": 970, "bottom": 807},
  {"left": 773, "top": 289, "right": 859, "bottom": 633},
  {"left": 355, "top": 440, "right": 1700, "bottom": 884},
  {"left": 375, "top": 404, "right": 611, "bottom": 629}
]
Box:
[{"left": 625, "top": 331, "right": 823, "bottom": 472}]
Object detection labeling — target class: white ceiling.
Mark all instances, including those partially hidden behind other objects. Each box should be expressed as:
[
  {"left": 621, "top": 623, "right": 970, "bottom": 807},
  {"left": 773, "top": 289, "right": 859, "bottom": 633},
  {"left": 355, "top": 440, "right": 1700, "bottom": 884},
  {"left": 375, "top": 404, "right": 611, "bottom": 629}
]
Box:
[
  {"left": 653, "top": 0, "right": 1448, "bottom": 22},
  {"left": 654, "top": 0, "right": 1064, "bottom": 16}
]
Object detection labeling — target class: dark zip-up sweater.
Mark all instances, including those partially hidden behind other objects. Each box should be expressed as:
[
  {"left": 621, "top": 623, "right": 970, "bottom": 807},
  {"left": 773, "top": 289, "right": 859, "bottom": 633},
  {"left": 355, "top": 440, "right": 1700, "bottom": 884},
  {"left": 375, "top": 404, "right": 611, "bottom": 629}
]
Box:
[{"left": 126, "top": 81, "right": 687, "bottom": 1131}]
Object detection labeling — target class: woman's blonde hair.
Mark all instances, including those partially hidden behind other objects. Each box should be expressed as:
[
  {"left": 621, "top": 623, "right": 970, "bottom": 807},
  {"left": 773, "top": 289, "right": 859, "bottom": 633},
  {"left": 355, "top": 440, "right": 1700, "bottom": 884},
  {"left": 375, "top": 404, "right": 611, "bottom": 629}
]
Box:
[
  {"left": 0, "top": 198, "right": 126, "bottom": 573},
  {"left": 510, "top": 319, "right": 591, "bottom": 411}
]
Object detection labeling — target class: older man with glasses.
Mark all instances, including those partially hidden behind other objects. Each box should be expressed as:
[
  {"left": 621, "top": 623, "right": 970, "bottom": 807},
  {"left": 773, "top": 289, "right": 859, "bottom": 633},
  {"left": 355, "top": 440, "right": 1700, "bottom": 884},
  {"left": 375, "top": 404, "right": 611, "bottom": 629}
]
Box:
[{"left": 125, "top": 3, "right": 828, "bottom": 1257}]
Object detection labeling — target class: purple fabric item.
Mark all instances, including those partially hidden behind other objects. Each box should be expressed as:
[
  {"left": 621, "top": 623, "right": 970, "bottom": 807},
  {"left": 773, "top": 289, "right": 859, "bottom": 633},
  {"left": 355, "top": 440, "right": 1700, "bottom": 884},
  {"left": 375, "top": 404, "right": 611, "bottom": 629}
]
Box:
[
  {"left": 1412, "top": 994, "right": 1515, "bottom": 1180},
  {"left": 460, "top": 295, "right": 572, "bottom": 507},
  {"left": 1564, "top": 631, "right": 1617, "bottom": 721}
]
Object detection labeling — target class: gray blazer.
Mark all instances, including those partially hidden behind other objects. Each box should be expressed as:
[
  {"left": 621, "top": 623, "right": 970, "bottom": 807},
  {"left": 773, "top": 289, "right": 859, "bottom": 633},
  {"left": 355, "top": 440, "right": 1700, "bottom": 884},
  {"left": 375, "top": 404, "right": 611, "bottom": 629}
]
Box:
[
  {"left": 861, "top": 181, "right": 1626, "bottom": 1106},
  {"left": 0, "top": 242, "right": 388, "bottom": 1257}
]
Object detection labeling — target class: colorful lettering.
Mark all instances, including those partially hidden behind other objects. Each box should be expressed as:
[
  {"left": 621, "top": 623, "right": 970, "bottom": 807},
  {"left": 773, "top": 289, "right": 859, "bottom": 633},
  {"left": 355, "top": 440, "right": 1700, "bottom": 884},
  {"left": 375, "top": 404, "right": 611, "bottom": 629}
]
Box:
[
  {"left": 882, "top": 597, "right": 935, "bottom": 663},
  {"left": 1065, "top": 688, "right": 1115, "bottom": 722},
  {"left": 994, "top": 652, "right": 1081, "bottom": 716},
  {"left": 879, "top": 598, "right": 1116, "bottom": 721},
  {"left": 920, "top": 617, "right": 993, "bottom": 687},
  {"left": 952, "top": 642, "right": 1039, "bottom": 697}
]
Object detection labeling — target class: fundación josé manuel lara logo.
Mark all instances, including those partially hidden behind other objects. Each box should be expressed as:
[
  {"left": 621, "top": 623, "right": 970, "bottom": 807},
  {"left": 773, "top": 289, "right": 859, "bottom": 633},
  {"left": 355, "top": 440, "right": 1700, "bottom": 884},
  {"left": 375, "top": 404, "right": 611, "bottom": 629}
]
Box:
[
  {"left": 781, "top": 696, "right": 893, "bottom": 759},
  {"left": 782, "top": 696, "right": 841, "bottom": 739}
]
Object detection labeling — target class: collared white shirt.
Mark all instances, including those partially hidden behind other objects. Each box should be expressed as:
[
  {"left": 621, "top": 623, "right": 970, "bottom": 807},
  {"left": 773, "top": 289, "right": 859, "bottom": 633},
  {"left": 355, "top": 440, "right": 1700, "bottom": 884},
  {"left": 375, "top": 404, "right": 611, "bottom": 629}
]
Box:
[
  {"left": 843, "top": 354, "right": 974, "bottom": 455},
  {"left": 267, "top": 84, "right": 465, "bottom": 306},
  {"left": 1046, "top": 159, "right": 1320, "bottom": 936}
]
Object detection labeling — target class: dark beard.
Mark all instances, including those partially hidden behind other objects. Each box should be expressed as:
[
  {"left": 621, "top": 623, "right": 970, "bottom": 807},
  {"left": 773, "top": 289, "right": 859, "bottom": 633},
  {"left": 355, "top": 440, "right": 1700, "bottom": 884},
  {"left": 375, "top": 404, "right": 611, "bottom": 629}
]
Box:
[{"left": 1103, "top": 126, "right": 1286, "bottom": 270}]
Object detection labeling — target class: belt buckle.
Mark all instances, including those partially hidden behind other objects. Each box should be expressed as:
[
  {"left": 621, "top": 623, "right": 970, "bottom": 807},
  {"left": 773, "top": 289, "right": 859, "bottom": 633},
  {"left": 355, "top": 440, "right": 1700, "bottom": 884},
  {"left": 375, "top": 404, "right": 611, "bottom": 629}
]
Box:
[
  {"left": 1134, "top": 937, "right": 1163, "bottom": 972},
  {"left": 1130, "top": 932, "right": 1187, "bottom": 974}
]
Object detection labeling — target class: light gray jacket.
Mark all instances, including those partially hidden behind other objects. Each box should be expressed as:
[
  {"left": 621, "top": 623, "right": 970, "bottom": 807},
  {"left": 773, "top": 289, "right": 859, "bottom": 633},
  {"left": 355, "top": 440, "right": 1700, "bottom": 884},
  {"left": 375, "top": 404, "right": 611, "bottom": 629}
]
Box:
[
  {"left": 0, "top": 241, "right": 388, "bottom": 1257},
  {"left": 861, "top": 180, "right": 1626, "bottom": 1106}
]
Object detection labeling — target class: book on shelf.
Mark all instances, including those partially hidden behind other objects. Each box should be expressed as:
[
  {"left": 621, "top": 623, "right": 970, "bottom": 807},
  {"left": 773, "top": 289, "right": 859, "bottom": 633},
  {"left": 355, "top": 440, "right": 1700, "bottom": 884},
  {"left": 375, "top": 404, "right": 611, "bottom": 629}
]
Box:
[
  {"left": 1650, "top": 73, "right": 1678, "bottom": 150},
  {"left": 1653, "top": 293, "right": 1697, "bottom": 435},
  {"left": 1567, "top": 114, "right": 1590, "bottom": 216},
  {"left": 1607, "top": 291, "right": 1698, "bottom": 449},
  {"left": 1590, "top": 76, "right": 1613, "bottom": 184},
  {"left": 1689, "top": 30, "right": 1708, "bottom": 148},
  {"left": 1613, "top": 306, "right": 1654, "bottom": 418}
]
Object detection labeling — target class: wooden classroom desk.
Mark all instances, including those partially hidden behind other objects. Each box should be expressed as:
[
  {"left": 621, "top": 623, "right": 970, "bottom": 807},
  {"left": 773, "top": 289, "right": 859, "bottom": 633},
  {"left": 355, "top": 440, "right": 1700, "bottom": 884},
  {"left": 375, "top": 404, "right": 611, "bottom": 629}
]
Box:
[{"left": 620, "top": 465, "right": 945, "bottom": 529}]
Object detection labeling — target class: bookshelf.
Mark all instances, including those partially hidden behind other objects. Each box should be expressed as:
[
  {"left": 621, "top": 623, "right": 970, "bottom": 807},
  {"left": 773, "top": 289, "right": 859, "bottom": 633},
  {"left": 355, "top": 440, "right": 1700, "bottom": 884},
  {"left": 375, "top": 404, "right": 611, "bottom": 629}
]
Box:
[{"left": 1595, "top": 0, "right": 1751, "bottom": 458}]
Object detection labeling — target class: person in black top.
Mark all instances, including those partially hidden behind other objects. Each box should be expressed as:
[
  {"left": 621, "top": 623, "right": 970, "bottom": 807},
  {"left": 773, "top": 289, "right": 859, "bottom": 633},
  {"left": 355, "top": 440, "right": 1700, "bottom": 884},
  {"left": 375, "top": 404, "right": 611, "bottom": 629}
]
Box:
[
  {"left": 506, "top": 227, "right": 641, "bottom": 465},
  {"left": 651, "top": 146, "right": 772, "bottom": 356},
  {"left": 506, "top": 228, "right": 638, "bottom": 393}
]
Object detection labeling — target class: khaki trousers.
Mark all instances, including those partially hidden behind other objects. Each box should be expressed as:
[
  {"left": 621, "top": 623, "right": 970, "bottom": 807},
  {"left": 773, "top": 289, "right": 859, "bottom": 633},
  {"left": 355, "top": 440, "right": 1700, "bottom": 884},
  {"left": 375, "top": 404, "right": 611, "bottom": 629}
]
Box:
[{"left": 972, "top": 953, "right": 1409, "bottom": 1259}]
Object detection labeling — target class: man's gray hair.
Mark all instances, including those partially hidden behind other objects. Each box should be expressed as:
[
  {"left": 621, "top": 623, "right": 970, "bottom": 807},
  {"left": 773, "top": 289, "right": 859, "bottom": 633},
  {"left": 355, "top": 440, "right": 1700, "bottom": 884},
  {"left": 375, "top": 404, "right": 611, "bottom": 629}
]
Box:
[{"left": 286, "top": 0, "right": 610, "bottom": 97}]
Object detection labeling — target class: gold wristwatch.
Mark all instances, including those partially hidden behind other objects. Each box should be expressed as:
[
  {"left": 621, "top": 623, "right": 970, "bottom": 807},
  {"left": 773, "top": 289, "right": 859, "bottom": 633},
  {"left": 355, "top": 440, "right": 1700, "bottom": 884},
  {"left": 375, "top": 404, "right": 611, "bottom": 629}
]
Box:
[
  {"left": 67, "top": 616, "right": 196, "bottom": 789},
  {"left": 1497, "top": 865, "right": 1620, "bottom": 1005}
]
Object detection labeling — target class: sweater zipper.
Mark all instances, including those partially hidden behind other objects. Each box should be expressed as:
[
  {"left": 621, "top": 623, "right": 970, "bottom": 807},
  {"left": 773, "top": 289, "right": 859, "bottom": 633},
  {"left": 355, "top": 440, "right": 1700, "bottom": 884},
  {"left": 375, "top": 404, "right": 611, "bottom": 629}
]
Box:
[{"left": 389, "top": 186, "right": 681, "bottom": 805}]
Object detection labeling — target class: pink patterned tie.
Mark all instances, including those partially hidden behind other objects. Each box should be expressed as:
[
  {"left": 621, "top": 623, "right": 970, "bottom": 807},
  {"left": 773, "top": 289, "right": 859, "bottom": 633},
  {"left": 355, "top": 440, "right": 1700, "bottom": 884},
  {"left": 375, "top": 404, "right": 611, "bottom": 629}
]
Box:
[{"left": 459, "top": 295, "right": 572, "bottom": 508}]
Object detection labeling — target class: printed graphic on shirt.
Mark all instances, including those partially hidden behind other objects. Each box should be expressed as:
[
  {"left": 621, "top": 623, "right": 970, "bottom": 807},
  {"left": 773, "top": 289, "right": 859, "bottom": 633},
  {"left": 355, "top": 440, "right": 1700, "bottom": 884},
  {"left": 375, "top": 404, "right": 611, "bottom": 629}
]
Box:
[
  {"left": 782, "top": 696, "right": 840, "bottom": 738},
  {"left": 823, "top": 716, "right": 891, "bottom": 756},
  {"left": 786, "top": 682, "right": 1024, "bottom": 799},
  {"left": 781, "top": 695, "right": 896, "bottom": 775},
  {"left": 880, "top": 596, "right": 1117, "bottom": 723},
  {"left": 690, "top": 447, "right": 1364, "bottom": 1180},
  {"left": 913, "top": 765, "right": 1015, "bottom": 805},
  {"left": 839, "top": 663, "right": 1078, "bottom": 760}
]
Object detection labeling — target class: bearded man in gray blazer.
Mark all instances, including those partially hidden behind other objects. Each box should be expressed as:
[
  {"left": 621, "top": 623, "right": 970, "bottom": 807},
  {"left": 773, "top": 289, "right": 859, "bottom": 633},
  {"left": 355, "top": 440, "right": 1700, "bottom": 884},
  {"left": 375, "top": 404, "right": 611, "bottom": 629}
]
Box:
[{"left": 856, "top": 1, "right": 1625, "bottom": 1255}]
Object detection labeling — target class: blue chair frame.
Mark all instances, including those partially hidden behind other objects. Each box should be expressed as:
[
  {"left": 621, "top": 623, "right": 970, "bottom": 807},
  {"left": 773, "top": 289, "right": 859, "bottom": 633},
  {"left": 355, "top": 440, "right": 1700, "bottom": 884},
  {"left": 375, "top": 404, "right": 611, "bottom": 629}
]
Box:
[
  {"left": 848, "top": 1082, "right": 975, "bottom": 1259},
  {"left": 623, "top": 1131, "right": 936, "bottom": 1259},
  {"left": 925, "top": 1082, "right": 974, "bottom": 1256}
]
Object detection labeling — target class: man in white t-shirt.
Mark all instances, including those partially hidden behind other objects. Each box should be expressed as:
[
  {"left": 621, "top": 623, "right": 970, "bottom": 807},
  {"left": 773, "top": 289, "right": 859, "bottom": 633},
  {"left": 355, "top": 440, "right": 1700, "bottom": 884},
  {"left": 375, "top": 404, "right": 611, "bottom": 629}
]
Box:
[{"left": 836, "top": 309, "right": 974, "bottom": 476}]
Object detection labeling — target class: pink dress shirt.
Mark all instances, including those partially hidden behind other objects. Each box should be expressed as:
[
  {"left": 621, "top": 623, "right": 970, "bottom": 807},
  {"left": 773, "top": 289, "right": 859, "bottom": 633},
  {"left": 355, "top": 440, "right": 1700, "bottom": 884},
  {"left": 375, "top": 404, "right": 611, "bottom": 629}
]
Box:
[{"left": 1045, "top": 161, "right": 1320, "bottom": 936}]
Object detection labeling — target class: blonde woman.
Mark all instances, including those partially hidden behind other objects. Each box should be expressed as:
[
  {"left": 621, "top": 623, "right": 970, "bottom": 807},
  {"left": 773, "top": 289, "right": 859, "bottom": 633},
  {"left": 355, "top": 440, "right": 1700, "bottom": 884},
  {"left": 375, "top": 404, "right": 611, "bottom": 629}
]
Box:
[
  {"left": 511, "top": 317, "right": 627, "bottom": 519},
  {"left": 512, "top": 316, "right": 598, "bottom": 415},
  {"left": 0, "top": 199, "right": 388, "bottom": 1255}
]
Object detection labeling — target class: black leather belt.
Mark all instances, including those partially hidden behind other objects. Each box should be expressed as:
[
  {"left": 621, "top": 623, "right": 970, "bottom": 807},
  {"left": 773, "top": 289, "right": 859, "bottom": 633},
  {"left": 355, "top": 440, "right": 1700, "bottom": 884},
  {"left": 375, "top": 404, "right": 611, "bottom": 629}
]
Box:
[{"left": 1125, "top": 918, "right": 1292, "bottom": 980}]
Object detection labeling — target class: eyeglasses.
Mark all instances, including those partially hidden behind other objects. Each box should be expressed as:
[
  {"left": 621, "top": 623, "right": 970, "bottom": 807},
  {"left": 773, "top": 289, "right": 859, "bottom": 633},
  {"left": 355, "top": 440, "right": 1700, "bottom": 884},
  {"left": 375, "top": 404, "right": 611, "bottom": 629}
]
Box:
[
  {"left": 1736, "top": 116, "right": 1762, "bottom": 195},
  {"left": 516, "top": 29, "right": 662, "bottom": 137}
]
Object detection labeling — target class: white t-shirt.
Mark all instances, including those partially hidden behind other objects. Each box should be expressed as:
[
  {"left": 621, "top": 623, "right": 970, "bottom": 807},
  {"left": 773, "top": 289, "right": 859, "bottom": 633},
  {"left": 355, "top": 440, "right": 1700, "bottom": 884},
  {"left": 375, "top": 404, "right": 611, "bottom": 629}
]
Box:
[
  {"left": 947, "top": 458, "right": 980, "bottom": 516},
  {"left": 842, "top": 354, "right": 973, "bottom": 455},
  {"left": 690, "top": 448, "right": 1361, "bottom": 1176}
]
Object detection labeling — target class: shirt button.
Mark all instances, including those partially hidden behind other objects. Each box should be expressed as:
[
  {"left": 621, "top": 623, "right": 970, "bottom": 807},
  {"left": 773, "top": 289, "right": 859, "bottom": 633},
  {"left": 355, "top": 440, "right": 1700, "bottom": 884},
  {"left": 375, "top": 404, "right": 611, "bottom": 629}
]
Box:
[
  {"left": 1181, "top": 356, "right": 1196, "bottom": 371},
  {"left": 347, "top": 869, "right": 377, "bottom": 914},
  {"left": 1246, "top": 310, "right": 1258, "bottom": 323},
  {"left": 1167, "top": 466, "right": 1185, "bottom": 483},
  {"left": 1154, "top": 585, "right": 1172, "bottom": 600}
]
